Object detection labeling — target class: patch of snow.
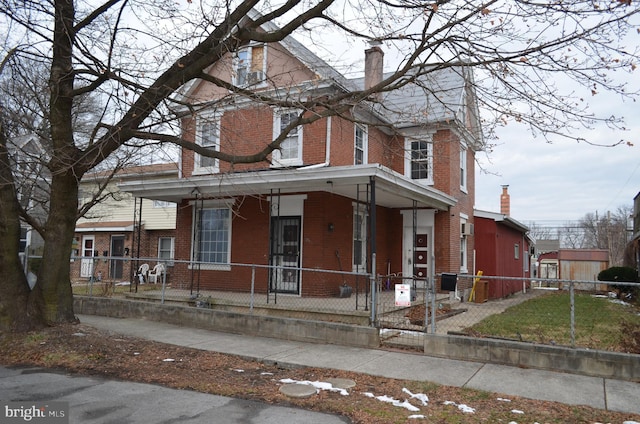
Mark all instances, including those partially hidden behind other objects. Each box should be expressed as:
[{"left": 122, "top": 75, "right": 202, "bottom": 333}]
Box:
[
  {"left": 362, "top": 392, "right": 420, "bottom": 411},
  {"left": 511, "top": 409, "right": 524, "bottom": 414},
  {"left": 233, "top": 369, "right": 245, "bottom": 373},
  {"left": 623, "top": 421, "right": 640, "bottom": 424},
  {"left": 72, "top": 332, "right": 86, "bottom": 337},
  {"left": 443, "top": 400, "right": 475, "bottom": 414},
  {"left": 162, "top": 358, "right": 175, "bottom": 362},
  {"left": 408, "top": 415, "right": 425, "bottom": 419},
  {"left": 279, "top": 379, "right": 348, "bottom": 396},
  {"left": 497, "top": 397, "right": 511, "bottom": 402},
  {"left": 260, "top": 372, "right": 274, "bottom": 375},
  {"left": 133, "top": 352, "right": 140, "bottom": 356},
  {"left": 402, "top": 388, "right": 429, "bottom": 405},
  {"left": 609, "top": 299, "right": 631, "bottom": 307}
]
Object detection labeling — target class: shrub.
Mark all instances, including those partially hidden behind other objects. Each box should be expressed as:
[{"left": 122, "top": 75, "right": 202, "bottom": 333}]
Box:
[{"left": 598, "top": 266, "right": 640, "bottom": 304}]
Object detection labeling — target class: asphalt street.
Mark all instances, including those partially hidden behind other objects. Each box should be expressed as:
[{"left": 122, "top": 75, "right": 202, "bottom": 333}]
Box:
[{"left": 0, "top": 366, "right": 349, "bottom": 424}]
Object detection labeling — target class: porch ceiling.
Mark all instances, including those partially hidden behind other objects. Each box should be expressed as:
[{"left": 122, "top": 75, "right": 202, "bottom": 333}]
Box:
[{"left": 118, "top": 164, "right": 456, "bottom": 210}]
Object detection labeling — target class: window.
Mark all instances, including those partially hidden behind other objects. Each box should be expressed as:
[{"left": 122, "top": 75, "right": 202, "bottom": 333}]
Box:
[
  {"left": 158, "top": 237, "right": 175, "bottom": 265},
  {"left": 460, "top": 218, "right": 468, "bottom": 272},
  {"left": 272, "top": 110, "right": 303, "bottom": 166},
  {"left": 460, "top": 145, "right": 467, "bottom": 192},
  {"left": 354, "top": 124, "right": 368, "bottom": 165},
  {"left": 153, "top": 200, "right": 175, "bottom": 208},
  {"left": 195, "top": 117, "right": 220, "bottom": 173},
  {"left": 353, "top": 206, "right": 368, "bottom": 271},
  {"left": 194, "top": 207, "right": 231, "bottom": 265},
  {"left": 514, "top": 243, "right": 520, "bottom": 260},
  {"left": 234, "top": 44, "right": 266, "bottom": 86},
  {"left": 406, "top": 137, "right": 433, "bottom": 183}
]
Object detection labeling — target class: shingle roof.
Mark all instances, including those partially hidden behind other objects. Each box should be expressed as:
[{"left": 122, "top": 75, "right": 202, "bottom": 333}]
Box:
[{"left": 349, "top": 66, "right": 468, "bottom": 127}]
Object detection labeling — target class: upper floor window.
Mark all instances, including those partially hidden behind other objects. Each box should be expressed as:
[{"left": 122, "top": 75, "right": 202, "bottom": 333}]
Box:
[
  {"left": 406, "top": 137, "right": 433, "bottom": 183},
  {"left": 514, "top": 243, "right": 520, "bottom": 260},
  {"left": 153, "top": 200, "right": 175, "bottom": 208},
  {"left": 460, "top": 145, "right": 468, "bottom": 192},
  {"left": 354, "top": 124, "right": 368, "bottom": 165},
  {"left": 234, "top": 44, "right": 266, "bottom": 87},
  {"left": 195, "top": 117, "right": 220, "bottom": 174},
  {"left": 272, "top": 110, "right": 303, "bottom": 167}
]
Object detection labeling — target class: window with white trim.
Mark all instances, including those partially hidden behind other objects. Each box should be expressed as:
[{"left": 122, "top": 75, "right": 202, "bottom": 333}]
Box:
[
  {"left": 193, "top": 207, "right": 231, "bottom": 265},
  {"left": 153, "top": 200, "right": 176, "bottom": 208},
  {"left": 233, "top": 44, "right": 266, "bottom": 87},
  {"left": 158, "top": 237, "right": 175, "bottom": 266},
  {"left": 406, "top": 137, "right": 433, "bottom": 183},
  {"left": 353, "top": 206, "right": 368, "bottom": 271},
  {"left": 460, "top": 145, "right": 468, "bottom": 192},
  {"left": 460, "top": 218, "right": 468, "bottom": 272},
  {"left": 354, "top": 124, "right": 368, "bottom": 165},
  {"left": 272, "top": 110, "right": 303, "bottom": 166},
  {"left": 195, "top": 117, "right": 220, "bottom": 174},
  {"left": 514, "top": 243, "right": 520, "bottom": 260}
]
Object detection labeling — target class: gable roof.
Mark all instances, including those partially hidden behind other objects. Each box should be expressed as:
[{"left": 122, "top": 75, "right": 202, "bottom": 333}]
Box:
[{"left": 177, "top": 10, "right": 482, "bottom": 141}]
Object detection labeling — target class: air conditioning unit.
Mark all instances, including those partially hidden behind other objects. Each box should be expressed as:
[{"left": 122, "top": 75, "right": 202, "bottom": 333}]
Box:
[
  {"left": 246, "top": 70, "right": 264, "bottom": 85},
  {"left": 461, "top": 223, "right": 474, "bottom": 236}
]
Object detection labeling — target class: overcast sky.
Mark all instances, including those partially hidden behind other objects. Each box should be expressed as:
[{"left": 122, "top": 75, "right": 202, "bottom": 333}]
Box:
[{"left": 474, "top": 89, "right": 639, "bottom": 224}]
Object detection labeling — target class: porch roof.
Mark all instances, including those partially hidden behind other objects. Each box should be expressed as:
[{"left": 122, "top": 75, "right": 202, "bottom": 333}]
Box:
[{"left": 118, "top": 164, "right": 456, "bottom": 210}]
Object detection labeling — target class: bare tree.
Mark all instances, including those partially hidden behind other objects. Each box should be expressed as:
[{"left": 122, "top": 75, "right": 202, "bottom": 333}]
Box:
[
  {"left": 1, "top": 0, "right": 638, "bottom": 331},
  {"left": 561, "top": 206, "right": 632, "bottom": 264}
]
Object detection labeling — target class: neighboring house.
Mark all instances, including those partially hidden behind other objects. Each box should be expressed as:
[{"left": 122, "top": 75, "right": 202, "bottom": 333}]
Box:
[
  {"left": 72, "top": 163, "right": 178, "bottom": 283},
  {"left": 119, "top": 11, "right": 483, "bottom": 296},
  {"left": 535, "top": 239, "right": 561, "bottom": 280},
  {"left": 474, "top": 186, "right": 532, "bottom": 299},
  {"left": 8, "top": 133, "right": 48, "bottom": 275}
]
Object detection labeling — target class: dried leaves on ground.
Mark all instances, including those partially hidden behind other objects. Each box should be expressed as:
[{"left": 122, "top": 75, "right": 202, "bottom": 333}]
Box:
[{"left": 1, "top": 323, "right": 639, "bottom": 424}]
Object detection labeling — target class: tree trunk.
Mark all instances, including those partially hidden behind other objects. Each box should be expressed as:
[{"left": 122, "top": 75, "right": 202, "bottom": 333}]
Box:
[
  {"left": 0, "top": 129, "right": 46, "bottom": 332},
  {"left": 35, "top": 170, "right": 79, "bottom": 324}
]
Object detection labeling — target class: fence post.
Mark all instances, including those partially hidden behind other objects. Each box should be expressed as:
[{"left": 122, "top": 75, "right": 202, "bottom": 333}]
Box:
[
  {"left": 250, "top": 265, "right": 255, "bottom": 314},
  {"left": 570, "top": 281, "right": 575, "bottom": 348},
  {"left": 160, "top": 261, "right": 167, "bottom": 304},
  {"left": 370, "top": 253, "right": 377, "bottom": 326}
]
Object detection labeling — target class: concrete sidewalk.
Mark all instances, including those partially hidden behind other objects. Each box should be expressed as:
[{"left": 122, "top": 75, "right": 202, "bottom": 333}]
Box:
[{"left": 77, "top": 314, "right": 640, "bottom": 415}]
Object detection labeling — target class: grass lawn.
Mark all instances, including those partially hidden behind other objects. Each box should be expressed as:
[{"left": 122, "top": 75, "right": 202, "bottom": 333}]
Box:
[{"left": 467, "top": 291, "right": 640, "bottom": 351}]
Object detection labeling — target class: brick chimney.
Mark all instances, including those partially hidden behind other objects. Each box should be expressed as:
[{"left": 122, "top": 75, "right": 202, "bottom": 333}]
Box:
[
  {"left": 500, "top": 185, "right": 510, "bottom": 216},
  {"left": 364, "top": 41, "right": 384, "bottom": 97}
]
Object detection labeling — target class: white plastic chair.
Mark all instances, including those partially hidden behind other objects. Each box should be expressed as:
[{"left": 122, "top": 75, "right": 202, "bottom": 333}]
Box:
[
  {"left": 148, "top": 263, "right": 165, "bottom": 284},
  {"left": 137, "top": 263, "right": 149, "bottom": 284}
]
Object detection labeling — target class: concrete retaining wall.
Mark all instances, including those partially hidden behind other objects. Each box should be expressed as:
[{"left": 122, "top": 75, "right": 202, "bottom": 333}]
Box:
[
  {"left": 424, "top": 333, "right": 640, "bottom": 381},
  {"left": 74, "top": 296, "right": 379, "bottom": 348}
]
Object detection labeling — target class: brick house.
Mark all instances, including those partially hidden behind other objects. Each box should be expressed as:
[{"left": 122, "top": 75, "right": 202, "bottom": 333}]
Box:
[
  {"left": 72, "top": 163, "right": 178, "bottom": 283},
  {"left": 119, "top": 13, "right": 483, "bottom": 296}
]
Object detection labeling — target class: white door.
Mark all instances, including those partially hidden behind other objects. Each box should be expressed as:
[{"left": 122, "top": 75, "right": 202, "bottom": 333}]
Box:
[
  {"left": 401, "top": 210, "right": 434, "bottom": 289},
  {"left": 80, "top": 236, "right": 95, "bottom": 278}
]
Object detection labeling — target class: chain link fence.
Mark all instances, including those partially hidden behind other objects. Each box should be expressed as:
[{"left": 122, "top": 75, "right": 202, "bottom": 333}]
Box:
[
  {"left": 71, "top": 256, "right": 375, "bottom": 325},
  {"left": 52, "top": 255, "right": 640, "bottom": 353},
  {"left": 376, "top": 274, "right": 640, "bottom": 353}
]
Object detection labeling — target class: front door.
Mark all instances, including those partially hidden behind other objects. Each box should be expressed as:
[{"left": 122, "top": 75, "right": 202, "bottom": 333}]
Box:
[
  {"left": 110, "top": 235, "right": 125, "bottom": 279},
  {"left": 401, "top": 209, "right": 434, "bottom": 289},
  {"left": 80, "top": 236, "right": 95, "bottom": 278},
  {"left": 270, "top": 216, "right": 301, "bottom": 294}
]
